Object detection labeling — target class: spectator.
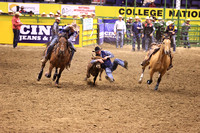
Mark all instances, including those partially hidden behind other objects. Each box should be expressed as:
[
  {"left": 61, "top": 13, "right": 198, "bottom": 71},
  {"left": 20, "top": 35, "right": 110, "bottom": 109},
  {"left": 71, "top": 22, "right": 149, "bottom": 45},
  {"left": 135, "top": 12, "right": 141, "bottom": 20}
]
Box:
[
  {"left": 0, "top": 10, "right": 2, "bottom": 15},
  {"left": 91, "top": 12, "right": 95, "bottom": 18},
  {"left": 54, "top": 13, "right": 59, "bottom": 17},
  {"left": 62, "top": 13, "right": 67, "bottom": 18},
  {"left": 57, "top": 10, "right": 61, "bottom": 17},
  {"left": 143, "top": 0, "right": 151, "bottom": 7},
  {"left": 49, "top": 12, "right": 54, "bottom": 17},
  {"left": 149, "top": 0, "right": 156, "bottom": 7},
  {"left": 8, "top": 11, "right": 14, "bottom": 15},
  {"left": 28, "top": 11, "right": 34, "bottom": 17},
  {"left": 141, "top": 17, "right": 148, "bottom": 51},
  {"left": 165, "top": 20, "right": 177, "bottom": 52},
  {"left": 19, "top": 6, "right": 27, "bottom": 14},
  {"left": 72, "top": 14, "right": 78, "bottom": 24},
  {"left": 41, "top": 12, "right": 47, "bottom": 17},
  {"left": 154, "top": 17, "right": 165, "bottom": 43},
  {"left": 114, "top": 15, "right": 126, "bottom": 48},
  {"left": 131, "top": 16, "right": 143, "bottom": 51},
  {"left": 87, "top": 13, "right": 92, "bottom": 18},
  {"left": 12, "top": 12, "right": 23, "bottom": 48},
  {"left": 81, "top": 13, "right": 86, "bottom": 19},
  {"left": 142, "top": 16, "right": 155, "bottom": 52},
  {"left": 181, "top": 19, "right": 191, "bottom": 48}
]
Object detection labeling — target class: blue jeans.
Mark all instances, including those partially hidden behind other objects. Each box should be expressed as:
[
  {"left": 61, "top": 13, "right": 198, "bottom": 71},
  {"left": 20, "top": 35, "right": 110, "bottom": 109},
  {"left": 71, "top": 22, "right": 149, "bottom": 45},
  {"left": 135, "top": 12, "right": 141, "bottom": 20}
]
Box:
[
  {"left": 132, "top": 33, "right": 141, "bottom": 50},
  {"left": 182, "top": 33, "right": 190, "bottom": 47},
  {"left": 142, "top": 36, "right": 145, "bottom": 50},
  {"left": 46, "top": 35, "right": 58, "bottom": 56},
  {"left": 105, "top": 58, "right": 125, "bottom": 80},
  {"left": 171, "top": 35, "right": 176, "bottom": 52},
  {"left": 13, "top": 29, "right": 20, "bottom": 48},
  {"left": 144, "top": 35, "right": 152, "bottom": 51},
  {"left": 116, "top": 30, "right": 124, "bottom": 48}
]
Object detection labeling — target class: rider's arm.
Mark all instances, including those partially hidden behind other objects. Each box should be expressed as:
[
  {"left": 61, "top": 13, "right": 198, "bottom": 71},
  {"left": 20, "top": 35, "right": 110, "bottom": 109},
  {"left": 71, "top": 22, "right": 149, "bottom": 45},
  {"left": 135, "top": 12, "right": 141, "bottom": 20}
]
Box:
[{"left": 103, "top": 50, "right": 114, "bottom": 58}]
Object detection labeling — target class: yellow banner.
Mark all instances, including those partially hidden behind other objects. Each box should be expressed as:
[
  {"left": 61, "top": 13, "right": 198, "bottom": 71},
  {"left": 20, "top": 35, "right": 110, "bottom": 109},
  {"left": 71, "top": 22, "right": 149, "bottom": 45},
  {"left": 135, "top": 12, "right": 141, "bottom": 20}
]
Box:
[{"left": 95, "top": 6, "right": 200, "bottom": 20}]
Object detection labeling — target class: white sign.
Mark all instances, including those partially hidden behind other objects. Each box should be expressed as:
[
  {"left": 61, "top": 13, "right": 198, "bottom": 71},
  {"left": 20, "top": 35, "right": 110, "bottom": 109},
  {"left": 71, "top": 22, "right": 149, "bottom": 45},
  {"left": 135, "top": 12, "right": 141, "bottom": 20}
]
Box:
[
  {"left": 83, "top": 18, "right": 93, "bottom": 31},
  {"left": 61, "top": 5, "right": 95, "bottom": 16},
  {"left": 176, "top": 0, "right": 181, "bottom": 10},
  {"left": 8, "top": 3, "right": 40, "bottom": 14}
]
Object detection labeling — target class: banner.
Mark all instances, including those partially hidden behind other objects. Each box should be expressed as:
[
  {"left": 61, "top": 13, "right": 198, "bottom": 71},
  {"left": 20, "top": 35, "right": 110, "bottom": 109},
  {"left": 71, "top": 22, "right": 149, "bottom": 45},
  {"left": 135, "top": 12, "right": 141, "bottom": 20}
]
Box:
[
  {"left": 8, "top": 3, "right": 40, "bottom": 14},
  {"left": 104, "top": 23, "right": 116, "bottom": 44},
  {"left": 61, "top": 5, "right": 95, "bottom": 16},
  {"left": 83, "top": 18, "right": 93, "bottom": 31},
  {"left": 98, "top": 23, "right": 104, "bottom": 45},
  {"left": 95, "top": 6, "right": 200, "bottom": 20},
  {"left": 19, "top": 24, "right": 79, "bottom": 44}
]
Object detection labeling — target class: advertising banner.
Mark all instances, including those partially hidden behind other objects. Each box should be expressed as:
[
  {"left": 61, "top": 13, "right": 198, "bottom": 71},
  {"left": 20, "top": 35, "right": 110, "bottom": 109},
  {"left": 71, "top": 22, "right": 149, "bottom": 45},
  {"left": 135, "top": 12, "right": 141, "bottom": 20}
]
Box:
[
  {"left": 98, "top": 23, "right": 104, "bottom": 45},
  {"left": 95, "top": 6, "right": 200, "bottom": 20},
  {"left": 83, "top": 18, "right": 93, "bottom": 31},
  {"left": 104, "top": 23, "right": 116, "bottom": 44},
  {"left": 8, "top": 3, "right": 40, "bottom": 14},
  {"left": 61, "top": 5, "right": 95, "bottom": 16},
  {"left": 19, "top": 24, "right": 79, "bottom": 45}
]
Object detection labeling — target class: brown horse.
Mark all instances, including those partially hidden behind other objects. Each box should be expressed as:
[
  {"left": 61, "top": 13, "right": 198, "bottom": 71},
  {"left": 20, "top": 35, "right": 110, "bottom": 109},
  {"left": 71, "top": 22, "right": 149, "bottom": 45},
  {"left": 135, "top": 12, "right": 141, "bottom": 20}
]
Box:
[
  {"left": 37, "top": 34, "right": 71, "bottom": 85},
  {"left": 139, "top": 39, "right": 172, "bottom": 90},
  {"left": 85, "top": 56, "right": 104, "bottom": 85}
]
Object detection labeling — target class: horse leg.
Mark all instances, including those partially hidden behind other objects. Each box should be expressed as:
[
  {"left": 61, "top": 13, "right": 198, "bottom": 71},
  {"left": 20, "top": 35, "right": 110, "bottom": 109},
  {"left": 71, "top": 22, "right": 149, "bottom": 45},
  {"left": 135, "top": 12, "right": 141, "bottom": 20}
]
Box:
[
  {"left": 138, "top": 66, "right": 146, "bottom": 84},
  {"left": 55, "top": 67, "right": 64, "bottom": 85},
  {"left": 147, "top": 69, "right": 154, "bottom": 85},
  {"left": 154, "top": 71, "right": 166, "bottom": 90},
  {"left": 53, "top": 68, "right": 58, "bottom": 81},
  {"left": 45, "top": 63, "right": 53, "bottom": 78},
  {"left": 37, "top": 62, "right": 46, "bottom": 81},
  {"left": 99, "top": 69, "right": 103, "bottom": 81}
]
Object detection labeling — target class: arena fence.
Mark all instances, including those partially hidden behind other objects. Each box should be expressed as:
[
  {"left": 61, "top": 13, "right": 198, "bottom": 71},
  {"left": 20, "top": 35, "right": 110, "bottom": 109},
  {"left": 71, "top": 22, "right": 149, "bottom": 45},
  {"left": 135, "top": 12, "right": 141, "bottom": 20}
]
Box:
[
  {"left": 0, "top": 14, "right": 98, "bottom": 47},
  {"left": 99, "top": 16, "right": 200, "bottom": 47}
]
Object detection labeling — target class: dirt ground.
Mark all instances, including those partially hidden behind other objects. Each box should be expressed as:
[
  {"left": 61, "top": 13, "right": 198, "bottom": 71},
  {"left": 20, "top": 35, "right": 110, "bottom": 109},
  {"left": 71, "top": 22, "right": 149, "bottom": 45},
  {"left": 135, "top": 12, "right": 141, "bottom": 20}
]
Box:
[{"left": 0, "top": 43, "right": 199, "bottom": 133}]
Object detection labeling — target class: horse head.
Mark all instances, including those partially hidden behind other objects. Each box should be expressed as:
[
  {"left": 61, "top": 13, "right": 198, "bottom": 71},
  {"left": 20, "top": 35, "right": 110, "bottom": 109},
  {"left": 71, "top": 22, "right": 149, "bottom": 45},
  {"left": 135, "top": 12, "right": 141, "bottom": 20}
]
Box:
[
  {"left": 58, "top": 37, "right": 67, "bottom": 56},
  {"left": 163, "top": 39, "right": 171, "bottom": 55}
]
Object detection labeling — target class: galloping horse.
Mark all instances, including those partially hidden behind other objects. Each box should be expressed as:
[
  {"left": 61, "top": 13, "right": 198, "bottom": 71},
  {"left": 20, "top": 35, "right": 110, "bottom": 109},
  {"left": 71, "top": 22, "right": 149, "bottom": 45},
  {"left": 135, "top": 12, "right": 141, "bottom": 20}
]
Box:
[
  {"left": 139, "top": 39, "right": 172, "bottom": 90},
  {"left": 37, "top": 34, "right": 71, "bottom": 85}
]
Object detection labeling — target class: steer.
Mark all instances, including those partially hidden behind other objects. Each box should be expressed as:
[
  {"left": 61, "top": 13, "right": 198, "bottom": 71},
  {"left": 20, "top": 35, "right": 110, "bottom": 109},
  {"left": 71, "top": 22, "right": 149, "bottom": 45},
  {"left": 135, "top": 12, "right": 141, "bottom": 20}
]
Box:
[{"left": 85, "top": 56, "right": 104, "bottom": 85}]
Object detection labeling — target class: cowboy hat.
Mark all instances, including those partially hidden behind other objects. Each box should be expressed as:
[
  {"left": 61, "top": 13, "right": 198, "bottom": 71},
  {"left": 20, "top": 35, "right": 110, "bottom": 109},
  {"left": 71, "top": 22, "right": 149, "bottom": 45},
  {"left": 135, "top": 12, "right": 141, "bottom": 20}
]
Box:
[
  {"left": 71, "top": 23, "right": 79, "bottom": 31},
  {"left": 158, "top": 17, "right": 162, "bottom": 20},
  {"left": 146, "top": 16, "right": 150, "bottom": 19},
  {"left": 166, "top": 20, "right": 174, "bottom": 26},
  {"left": 55, "top": 17, "right": 60, "bottom": 20},
  {"left": 186, "top": 18, "right": 190, "bottom": 21},
  {"left": 118, "top": 15, "right": 123, "bottom": 18},
  {"left": 92, "top": 46, "right": 102, "bottom": 52},
  {"left": 49, "top": 12, "right": 54, "bottom": 15},
  {"left": 129, "top": 17, "right": 133, "bottom": 19},
  {"left": 135, "top": 16, "right": 140, "bottom": 19},
  {"left": 15, "top": 12, "right": 21, "bottom": 16}
]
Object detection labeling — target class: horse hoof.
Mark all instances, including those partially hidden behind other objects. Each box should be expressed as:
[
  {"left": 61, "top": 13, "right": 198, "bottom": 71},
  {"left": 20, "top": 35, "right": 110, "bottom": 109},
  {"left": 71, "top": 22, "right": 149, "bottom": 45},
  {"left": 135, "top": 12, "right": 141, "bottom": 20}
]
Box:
[
  {"left": 154, "top": 86, "right": 158, "bottom": 90},
  {"left": 53, "top": 75, "right": 57, "bottom": 81},
  {"left": 138, "top": 80, "right": 142, "bottom": 84},
  {"left": 45, "top": 73, "right": 51, "bottom": 78},
  {"left": 147, "top": 80, "right": 152, "bottom": 84}
]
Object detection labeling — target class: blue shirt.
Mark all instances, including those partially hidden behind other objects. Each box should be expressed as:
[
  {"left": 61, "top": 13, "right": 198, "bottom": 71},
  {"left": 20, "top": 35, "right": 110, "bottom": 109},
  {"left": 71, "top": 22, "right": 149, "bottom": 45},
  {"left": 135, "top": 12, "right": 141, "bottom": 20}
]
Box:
[
  {"left": 91, "top": 50, "right": 114, "bottom": 68},
  {"left": 131, "top": 21, "right": 142, "bottom": 34}
]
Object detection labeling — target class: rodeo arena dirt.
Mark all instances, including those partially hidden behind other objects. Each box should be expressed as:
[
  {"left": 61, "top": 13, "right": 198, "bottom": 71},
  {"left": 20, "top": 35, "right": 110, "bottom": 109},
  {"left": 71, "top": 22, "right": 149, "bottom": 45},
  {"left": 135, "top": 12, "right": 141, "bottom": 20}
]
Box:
[{"left": 0, "top": 43, "right": 199, "bottom": 132}]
